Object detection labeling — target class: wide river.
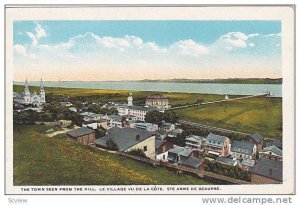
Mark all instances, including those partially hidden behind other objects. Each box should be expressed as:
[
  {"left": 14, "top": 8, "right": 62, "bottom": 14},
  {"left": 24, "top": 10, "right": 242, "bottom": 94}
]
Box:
[{"left": 14, "top": 81, "right": 282, "bottom": 97}]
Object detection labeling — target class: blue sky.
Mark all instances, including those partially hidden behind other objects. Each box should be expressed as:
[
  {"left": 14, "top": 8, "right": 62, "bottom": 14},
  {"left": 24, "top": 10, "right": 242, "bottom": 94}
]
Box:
[{"left": 13, "top": 20, "right": 281, "bottom": 81}]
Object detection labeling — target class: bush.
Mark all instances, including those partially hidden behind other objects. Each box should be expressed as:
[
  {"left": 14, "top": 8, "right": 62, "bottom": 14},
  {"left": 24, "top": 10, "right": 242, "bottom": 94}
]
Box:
[
  {"left": 127, "top": 148, "right": 147, "bottom": 158},
  {"left": 106, "top": 139, "right": 119, "bottom": 151},
  {"left": 204, "top": 159, "right": 250, "bottom": 181}
]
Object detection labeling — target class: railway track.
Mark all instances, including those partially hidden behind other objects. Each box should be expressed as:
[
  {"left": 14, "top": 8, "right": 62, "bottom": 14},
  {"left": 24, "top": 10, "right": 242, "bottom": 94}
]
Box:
[{"left": 178, "top": 119, "right": 251, "bottom": 137}]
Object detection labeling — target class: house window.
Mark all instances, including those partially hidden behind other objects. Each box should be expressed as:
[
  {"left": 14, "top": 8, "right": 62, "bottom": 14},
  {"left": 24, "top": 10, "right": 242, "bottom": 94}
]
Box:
[
  {"left": 143, "top": 146, "right": 147, "bottom": 152},
  {"left": 163, "top": 155, "right": 165, "bottom": 160}
]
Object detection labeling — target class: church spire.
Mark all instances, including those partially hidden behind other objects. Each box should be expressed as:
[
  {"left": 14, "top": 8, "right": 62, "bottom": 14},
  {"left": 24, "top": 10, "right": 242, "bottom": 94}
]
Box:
[
  {"left": 24, "top": 78, "right": 30, "bottom": 94},
  {"left": 25, "top": 78, "right": 29, "bottom": 88},
  {"left": 40, "top": 78, "right": 45, "bottom": 91}
]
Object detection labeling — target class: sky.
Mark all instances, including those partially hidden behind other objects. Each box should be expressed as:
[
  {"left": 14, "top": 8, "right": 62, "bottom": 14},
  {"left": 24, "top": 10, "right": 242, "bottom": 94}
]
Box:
[{"left": 13, "top": 20, "right": 281, "bottom": 81}]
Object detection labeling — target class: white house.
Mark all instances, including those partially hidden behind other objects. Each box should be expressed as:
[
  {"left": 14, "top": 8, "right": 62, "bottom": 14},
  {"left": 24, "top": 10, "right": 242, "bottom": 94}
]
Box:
[
  {"left": 117, "top": 93, "right": 163, "bottom": 121},
  {"left": 82, "top": 121, "right": 98, "bottom": 130},
  {"left": 80, "top": 112, "right": 103, "bottom": 121},
  {"left": 185, "top": 135, "right": 206, "bottom": 151},
  {"left": 155, "top": 139, "right": 174, "bottom": 161},
  {"left": 160, "top": 122, "right": 175, "bottom": 132}
]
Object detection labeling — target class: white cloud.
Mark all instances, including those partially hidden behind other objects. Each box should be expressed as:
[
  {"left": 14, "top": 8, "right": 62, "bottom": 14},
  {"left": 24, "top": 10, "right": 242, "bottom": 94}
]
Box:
[
  {"left": 14, "top": 44, "right": 38, "bottom": 59},
  {"left": 219, "top": 32, "right": 248, "bottom": 48},
  {"left": 26, "top": 32, "right": 38, "bottom": 46},
  {"left": 214, "top": 32, "right": 264, "bottom": 51},
  {"left": 171, "top": 39, "right": 209, "bottom": 57},
  {"left": 248, "top": 33, "right": 259, "bottom": 38},
  {"left": 35, "top": 23, "right": 47, "bottom": 39},
  {"left": 26, "top": 23, "right": 47, "bottom": 46},
  {"left": 249, "top": 43, "right": 255, "bottom": 47},
  {"left": 264, "top": 33, "right": 281, "bottom": 37},
  {"left": 14, "top": 30, "right": 281, "bottom": 79},
  {"left": 14, "top": 44, "right": 27, "bottom": 56}
]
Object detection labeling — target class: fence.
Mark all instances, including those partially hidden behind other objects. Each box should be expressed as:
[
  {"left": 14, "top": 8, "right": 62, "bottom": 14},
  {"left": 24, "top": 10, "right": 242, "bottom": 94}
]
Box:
[{"left": 94, "top": 146, "right": 251, "bottom": 185}]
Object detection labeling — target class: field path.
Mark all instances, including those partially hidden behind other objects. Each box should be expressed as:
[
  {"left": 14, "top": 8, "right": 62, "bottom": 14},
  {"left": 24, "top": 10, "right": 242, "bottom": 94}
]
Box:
[
  {"left": 167, "top": 92, "right": 270, "bottom": 111},
  {"left": 46, "top": 128, "right": 71, "bottom": 137}
]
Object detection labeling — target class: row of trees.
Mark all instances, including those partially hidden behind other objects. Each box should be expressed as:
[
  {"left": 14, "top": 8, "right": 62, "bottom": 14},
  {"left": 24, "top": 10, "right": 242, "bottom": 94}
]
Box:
[
  {"left": 144, "top": 110, "right": 178, "bottom": 126},
  {"left": 86, "top": 104, "right": 118, "bottom": 115}
]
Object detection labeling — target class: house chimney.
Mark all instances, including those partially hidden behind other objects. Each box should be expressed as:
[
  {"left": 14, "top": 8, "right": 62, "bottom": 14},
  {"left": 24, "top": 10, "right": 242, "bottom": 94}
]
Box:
[
  {"left": 269, "top": 168, "right": 273, "bottom": 176},
  {"left": 136, "top": 135, "right": 140, "bottom": 141}
]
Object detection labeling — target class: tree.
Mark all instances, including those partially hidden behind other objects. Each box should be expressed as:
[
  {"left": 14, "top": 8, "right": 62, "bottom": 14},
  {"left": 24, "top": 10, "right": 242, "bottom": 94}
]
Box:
[
  {"left": 106, "top": 139, "right": 119, "bottom": 151},
  {"left": 196, "top": 99, "right": 204, "bottom": 105},
  {"left": 145, "top": 110, "right": 164, "bottom": 126},
  {"left": 95, "top": 128, "right": 106, "bottom": 139},
  {"left": 121, "top": 116, "right": 127, "bottom": 127},
  {"left": 163, "top": 111, "right": 178, "bottom": 123},
  {"left": 166, "top": 131, "right": 187, "bottom": 147}
]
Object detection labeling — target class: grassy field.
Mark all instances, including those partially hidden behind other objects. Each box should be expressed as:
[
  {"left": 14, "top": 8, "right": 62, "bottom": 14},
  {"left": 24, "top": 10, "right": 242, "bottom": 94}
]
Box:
[
  {"left": 174, "top": 97, "right": 282, "bottom": 139},
  {"left": 13, "top": 85, "right": 225, "bottom": 106},
  {"left": 13, "top": 85, "right": 282, "bottom": 139},
  {"left": 13, "top": 125, "right": 214, "bottom": 185}
]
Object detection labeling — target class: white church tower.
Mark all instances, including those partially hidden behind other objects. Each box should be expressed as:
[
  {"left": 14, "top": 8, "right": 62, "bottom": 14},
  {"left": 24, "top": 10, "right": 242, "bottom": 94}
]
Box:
[
  {"left": 128, "top": 92, "right": 133, "bottom": 106},
  {"left": 24, "top": 78, "right": 31, "bottom": 104},
  {"left": 39, "top": 78, "right": 46, "bottom": 103}
]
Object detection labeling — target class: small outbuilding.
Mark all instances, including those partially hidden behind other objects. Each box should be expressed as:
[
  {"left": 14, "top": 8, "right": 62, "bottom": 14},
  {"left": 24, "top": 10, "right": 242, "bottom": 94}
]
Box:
[{"left": 67, "top": 127, "right": 96, "bottom": 145}]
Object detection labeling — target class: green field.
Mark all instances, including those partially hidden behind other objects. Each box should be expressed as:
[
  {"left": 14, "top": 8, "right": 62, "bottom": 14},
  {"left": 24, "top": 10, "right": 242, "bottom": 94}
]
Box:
[
  {"left": 13, "top": 85, "right": 225, "bottom": 106},
  {"left": 174, "top": 97, "right": 282, "bottom": 139},
  {"left": 13, "top": 125, "right": 213, "bottom": 185},
  {"left": 13, "top": 85, "right": 282, "bottom": 139}
]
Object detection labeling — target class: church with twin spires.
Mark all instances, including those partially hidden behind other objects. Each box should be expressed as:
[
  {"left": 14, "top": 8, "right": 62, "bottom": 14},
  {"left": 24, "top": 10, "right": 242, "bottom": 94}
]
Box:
[{"left": 13, "top": 79, "right": 46, "bottom": 107}]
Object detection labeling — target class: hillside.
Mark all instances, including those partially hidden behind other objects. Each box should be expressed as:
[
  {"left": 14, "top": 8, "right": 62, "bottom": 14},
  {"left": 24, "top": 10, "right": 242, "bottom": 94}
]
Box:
[{"left": 13, "top": 125, "right": 214, "bottom": 185}]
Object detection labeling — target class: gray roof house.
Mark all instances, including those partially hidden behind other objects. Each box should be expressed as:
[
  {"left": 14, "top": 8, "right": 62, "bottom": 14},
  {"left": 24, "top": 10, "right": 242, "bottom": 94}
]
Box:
[
  {"left": 250, "top": 133, "right": 264, "bottom": 144},
  {"left": 205, "top": 133, "right": 226, "bottom": 148},
  {"left": 94, "top": 127, "right": 156, "bottom": 159},
  {"left": 67, "top": 127, "right": 96, "bottom": 145},
  {"left": 230, "top": 140, "right": 256, "bottom": 160},
  {"left": 259, "top": 145, "right": 283, "bottom": 161},
  {"left": 185, "top": 135, "right": 206, "bottom": 150},
  {"left": 216, "top": 156, "right": 237, "bottom": 166},
  {"left": 240, "top": 159, "right": 255, "bottom": 170},
  {"left": 250, "top": 158, "right": 283, "bottom": 183},
  {"left": 262, "top": 145, "right": 282, "bottom": 156},
  {"left": 204, "top": 133, "right": 230, "bottom": 157},
  {"left": 67, "top": 127, "right": 95, "bottom": 138},
  {"left": 160, "top": 122, "right": 175, "bottom": 132},
  {"left": 265, "top": 139, "right": 283, "bottom": 150},
  {"left": 179, "top": 157, "right": 204, "bottom": 169},
  {"left": 167, "top": 146, "right": 193, "bottom": 163}
]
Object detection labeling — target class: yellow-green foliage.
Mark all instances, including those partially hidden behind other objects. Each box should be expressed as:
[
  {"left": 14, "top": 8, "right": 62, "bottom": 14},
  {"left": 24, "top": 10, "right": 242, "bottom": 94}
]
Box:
[
  {"left": 13, "top": 125, "right": 212, "bottom": 185},
  {"left": 175, "top": 97, "right": 282, "bottom": 139}
]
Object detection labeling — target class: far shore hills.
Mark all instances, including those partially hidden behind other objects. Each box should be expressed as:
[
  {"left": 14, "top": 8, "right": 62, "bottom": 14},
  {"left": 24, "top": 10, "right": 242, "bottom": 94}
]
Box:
[
  {"left": 14, "top": 78, "right": 282, "bottom": 84},
  {"left": 140, "top": 78, "right": 282, "bottom": 84}
]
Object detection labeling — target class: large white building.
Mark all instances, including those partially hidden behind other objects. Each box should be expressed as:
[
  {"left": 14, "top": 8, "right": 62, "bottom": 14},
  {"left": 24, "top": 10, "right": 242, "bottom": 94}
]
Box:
[
  {"left": 117, "top": 93, "right": 164, "bottom": 121},
  {"left": 145, "top": 94, "right": 170, "bottom": 109},
  {"left": 13, "top": 79, "right": 46, "bottom": 106}
]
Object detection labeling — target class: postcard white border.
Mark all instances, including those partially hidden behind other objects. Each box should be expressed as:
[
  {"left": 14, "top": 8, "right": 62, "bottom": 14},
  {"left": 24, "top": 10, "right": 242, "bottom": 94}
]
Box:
[{"left": 5, "top": 5, "right": 295, "bottom": 195}]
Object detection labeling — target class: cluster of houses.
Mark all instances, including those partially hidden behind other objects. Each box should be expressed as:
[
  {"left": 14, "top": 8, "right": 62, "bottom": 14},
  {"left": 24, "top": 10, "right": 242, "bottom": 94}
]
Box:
[
  {"left": 14, "top": 81, "right": 282, "bottom": 184},
  {"left": 65, "top": 94, "right": 283, "bottom": 184}
]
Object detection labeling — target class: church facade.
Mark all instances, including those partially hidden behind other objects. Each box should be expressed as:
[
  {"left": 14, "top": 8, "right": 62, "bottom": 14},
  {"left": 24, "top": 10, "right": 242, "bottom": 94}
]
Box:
[{"left": 13, "top": 79, "right": 46, "bottom": 107}]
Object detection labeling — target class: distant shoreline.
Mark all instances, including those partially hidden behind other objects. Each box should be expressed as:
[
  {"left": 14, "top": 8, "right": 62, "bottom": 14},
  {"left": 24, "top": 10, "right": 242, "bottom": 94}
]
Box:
[
  {"left": 139, "top": 78, "right": 282, "bottom": 84},
  {"left": 14, "top": 78, "right": 282, "bottom": 84}
]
